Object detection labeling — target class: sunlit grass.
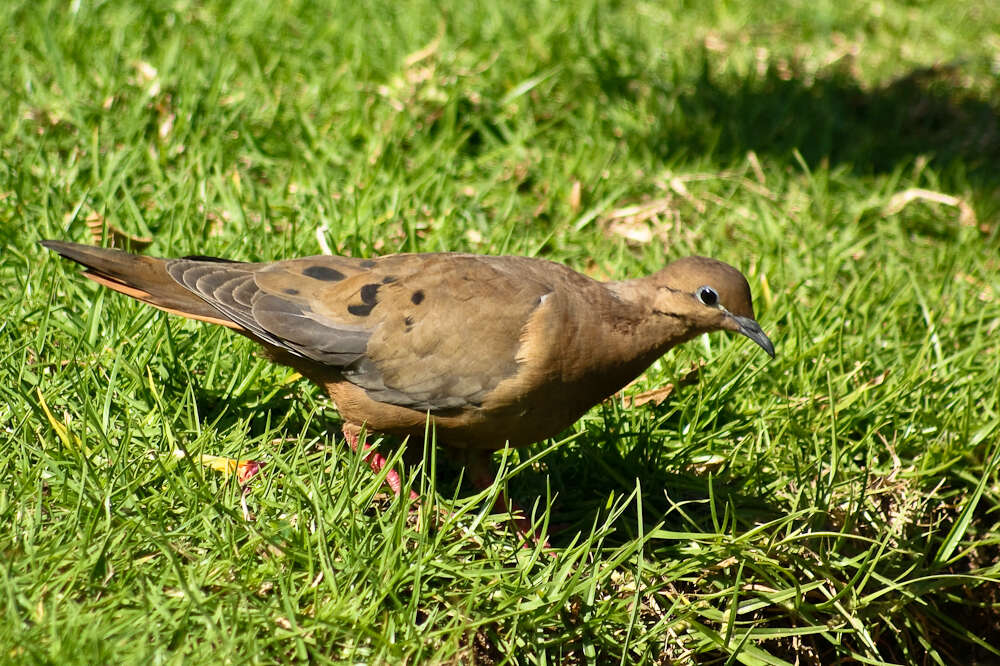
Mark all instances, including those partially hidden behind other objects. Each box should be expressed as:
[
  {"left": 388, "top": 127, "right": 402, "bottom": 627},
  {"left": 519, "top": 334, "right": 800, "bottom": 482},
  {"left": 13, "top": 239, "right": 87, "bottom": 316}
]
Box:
[{"left": 3, "top": 0, "right": 1000, "bottom": 662}]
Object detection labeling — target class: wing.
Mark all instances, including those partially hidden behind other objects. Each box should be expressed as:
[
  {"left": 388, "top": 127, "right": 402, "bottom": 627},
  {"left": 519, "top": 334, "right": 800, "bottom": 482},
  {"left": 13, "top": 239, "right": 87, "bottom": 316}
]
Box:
[
  {"left": 166, "top": 253, "right": 555, "bottom": 411},
  {"left": 166, "top": 255, "right": 373, "bottom": 366}
]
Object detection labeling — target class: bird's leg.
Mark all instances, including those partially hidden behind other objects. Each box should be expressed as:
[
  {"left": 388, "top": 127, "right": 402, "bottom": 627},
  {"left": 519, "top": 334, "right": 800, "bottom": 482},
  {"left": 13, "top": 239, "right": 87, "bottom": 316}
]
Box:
[
  {"left": 342, "top": 424, "right": 419, "bottom": 501},
  {"left": 464, "top": 449, "right": 550, "bottom": 549}
]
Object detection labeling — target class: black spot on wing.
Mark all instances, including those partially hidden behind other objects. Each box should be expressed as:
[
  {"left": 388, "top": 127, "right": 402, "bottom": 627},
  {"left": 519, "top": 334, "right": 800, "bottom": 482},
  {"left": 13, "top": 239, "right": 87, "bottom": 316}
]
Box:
[
  {"left": 303, "top": 265, "right": 346, "bottom": 281},
  {"left": 381, "top": 275, "right": 396, "bottom": 284},
  {"left": 360, "top": 260, "right": 376, "bottom": 268},
  {"left": 284, "top": 288, "right": 299, "bottom": 295},
  {"left": 411, "top": 290, "right": 425, "bottom": 305},
  {"left": 360, "top": 283, "right": 379, "bottom": 304},
  {"left": 348, "top": 283, "right": 380, "bottom": 317},
  {"left": 347, "top": 303, "right": 374, "bottom": 316}
]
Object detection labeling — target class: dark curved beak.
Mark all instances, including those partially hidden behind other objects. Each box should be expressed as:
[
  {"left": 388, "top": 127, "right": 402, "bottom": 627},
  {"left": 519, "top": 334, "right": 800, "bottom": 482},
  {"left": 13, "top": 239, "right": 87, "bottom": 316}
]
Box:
[{"left": 730, "top": 315, "right": 775, "bottom": 358}]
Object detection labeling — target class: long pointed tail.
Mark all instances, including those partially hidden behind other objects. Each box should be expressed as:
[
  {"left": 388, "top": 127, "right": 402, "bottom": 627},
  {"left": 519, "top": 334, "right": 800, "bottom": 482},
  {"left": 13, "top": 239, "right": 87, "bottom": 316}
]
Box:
[{"left": 40, "top": 240, "right": 242, "bottom": 330}]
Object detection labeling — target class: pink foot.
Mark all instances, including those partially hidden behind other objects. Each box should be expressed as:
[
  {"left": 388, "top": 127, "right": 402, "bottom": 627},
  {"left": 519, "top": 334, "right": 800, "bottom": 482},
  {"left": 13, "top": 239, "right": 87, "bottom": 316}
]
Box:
[{"left": 342, "top": 425, "right": 419, "bottom": 501}]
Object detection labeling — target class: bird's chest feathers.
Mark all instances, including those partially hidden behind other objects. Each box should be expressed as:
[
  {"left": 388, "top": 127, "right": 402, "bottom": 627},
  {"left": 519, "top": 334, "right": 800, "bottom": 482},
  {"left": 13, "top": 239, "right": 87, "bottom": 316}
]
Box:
[{"left": 485, "top": 294, "right": 665, "bottom": 416}]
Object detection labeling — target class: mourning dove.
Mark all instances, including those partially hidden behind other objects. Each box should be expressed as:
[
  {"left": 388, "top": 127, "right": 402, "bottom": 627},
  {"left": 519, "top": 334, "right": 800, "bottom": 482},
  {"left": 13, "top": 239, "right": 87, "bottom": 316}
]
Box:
[{"left": 41, "top": 240, "right": 774, "bottom": 537}]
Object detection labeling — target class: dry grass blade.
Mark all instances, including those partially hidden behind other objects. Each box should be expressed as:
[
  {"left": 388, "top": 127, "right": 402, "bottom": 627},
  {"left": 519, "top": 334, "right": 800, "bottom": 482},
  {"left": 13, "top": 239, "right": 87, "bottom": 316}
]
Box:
[
  {"left": 622, "top": 363, "right": 702, "bottom": 408},
  {"left": 85, "top": 211, "right": 153, "bottom": 251},
  {"left": 882, "top": 188, "right": 977, "bottom": 228},
  {"left": 603, "top": 196, "right": 678, "bottom": 246}
]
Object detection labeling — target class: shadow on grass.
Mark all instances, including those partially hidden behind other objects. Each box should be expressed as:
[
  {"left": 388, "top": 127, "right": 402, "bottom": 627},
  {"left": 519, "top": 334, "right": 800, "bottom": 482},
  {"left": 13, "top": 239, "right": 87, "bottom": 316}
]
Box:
[
  {"left": 503, "top": 429, "right": 783, "bottom": 550},
  {"left": 173, "top": 367, "right": 780, "bottom": 550},
  {"left": 405, "top": 395, "right": 787, "bottom": 550},
  {"left": 457, "top": 52, "right": 1000, "bottom": 194},
  {"left": 596, "top": 54, "right": 1000, "bottom": 182}
]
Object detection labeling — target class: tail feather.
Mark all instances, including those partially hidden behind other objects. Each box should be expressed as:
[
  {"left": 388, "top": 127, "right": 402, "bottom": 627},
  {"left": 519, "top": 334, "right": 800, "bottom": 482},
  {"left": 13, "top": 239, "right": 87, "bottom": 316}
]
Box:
[{"left": 40, "top": 240, "right": 244, "bottom": 330}]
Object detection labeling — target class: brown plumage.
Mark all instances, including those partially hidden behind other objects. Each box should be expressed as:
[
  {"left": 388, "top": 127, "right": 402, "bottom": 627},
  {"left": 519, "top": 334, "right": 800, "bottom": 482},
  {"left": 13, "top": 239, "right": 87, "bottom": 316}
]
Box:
[{"left": 41, "top": 240, "right": 774, "bottom": 538}]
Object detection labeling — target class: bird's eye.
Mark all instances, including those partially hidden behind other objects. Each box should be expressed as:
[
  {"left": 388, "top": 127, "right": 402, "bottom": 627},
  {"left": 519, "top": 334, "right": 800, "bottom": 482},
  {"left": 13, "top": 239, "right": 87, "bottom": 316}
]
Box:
[{"left": 696, "top": 286, "right": 719, "bottom": 306}]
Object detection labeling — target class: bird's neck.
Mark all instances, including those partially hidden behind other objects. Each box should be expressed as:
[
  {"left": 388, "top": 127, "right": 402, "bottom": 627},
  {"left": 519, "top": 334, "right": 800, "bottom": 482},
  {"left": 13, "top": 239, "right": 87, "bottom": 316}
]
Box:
[
  {"left": 606, "top": 276, "right": 701, "bottom": 349},
  {"left": 564, "top": 278, "right": 701, "bottom": 392}
]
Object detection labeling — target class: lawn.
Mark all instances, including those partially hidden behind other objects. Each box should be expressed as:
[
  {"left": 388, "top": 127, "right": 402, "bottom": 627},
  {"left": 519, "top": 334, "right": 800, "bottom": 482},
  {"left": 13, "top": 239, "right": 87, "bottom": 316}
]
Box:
[{"left": 3, "top": 0, "right": 1000, "bottom": 662}]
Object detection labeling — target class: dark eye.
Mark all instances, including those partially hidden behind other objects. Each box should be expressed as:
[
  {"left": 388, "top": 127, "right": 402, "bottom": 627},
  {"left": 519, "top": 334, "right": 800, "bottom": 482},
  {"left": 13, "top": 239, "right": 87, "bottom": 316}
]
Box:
[{"left": 696, "top": 286, "right": 719, "bottom": 306}]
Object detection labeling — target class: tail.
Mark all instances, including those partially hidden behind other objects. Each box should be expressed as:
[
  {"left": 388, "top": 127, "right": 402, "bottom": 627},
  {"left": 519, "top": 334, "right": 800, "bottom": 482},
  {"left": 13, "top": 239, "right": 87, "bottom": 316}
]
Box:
[{"left": 40, "top": 240, "right": 243, "bottom": 330}]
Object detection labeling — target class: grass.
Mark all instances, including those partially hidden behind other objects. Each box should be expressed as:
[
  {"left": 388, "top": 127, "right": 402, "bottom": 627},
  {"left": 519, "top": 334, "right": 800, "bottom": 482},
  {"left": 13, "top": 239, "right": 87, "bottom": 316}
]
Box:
[{"left": 3, "top": 0, "right": 1000, "bottom": 662}]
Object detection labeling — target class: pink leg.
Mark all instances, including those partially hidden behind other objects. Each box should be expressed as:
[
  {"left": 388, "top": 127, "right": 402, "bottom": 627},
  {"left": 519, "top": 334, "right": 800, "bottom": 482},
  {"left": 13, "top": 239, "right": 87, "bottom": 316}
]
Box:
[
  {"left": 465, "top": 450, "right": 551, "bottom": 549},
  {"left": 342, "top": 424, "right": 419, "bottom": 501}
]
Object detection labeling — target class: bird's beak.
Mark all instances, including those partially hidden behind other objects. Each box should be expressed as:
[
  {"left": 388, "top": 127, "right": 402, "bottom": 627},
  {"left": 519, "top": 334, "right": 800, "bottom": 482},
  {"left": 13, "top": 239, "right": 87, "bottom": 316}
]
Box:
[{"left": 730, "top": 315, "right": 775, "bottom": 358}]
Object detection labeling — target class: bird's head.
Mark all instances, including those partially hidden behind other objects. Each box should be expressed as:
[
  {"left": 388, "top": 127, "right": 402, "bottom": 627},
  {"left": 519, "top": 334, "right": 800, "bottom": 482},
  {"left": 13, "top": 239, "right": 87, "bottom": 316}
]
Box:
[{"left": 652, "top": 256, "right": 775, "bottom": 357}]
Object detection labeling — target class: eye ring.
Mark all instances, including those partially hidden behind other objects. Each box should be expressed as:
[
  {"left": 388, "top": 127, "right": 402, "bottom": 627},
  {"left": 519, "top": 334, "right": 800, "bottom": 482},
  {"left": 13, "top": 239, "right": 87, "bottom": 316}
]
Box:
[{"left": 696, "top": 286, "right": 719, "bottom": 306}]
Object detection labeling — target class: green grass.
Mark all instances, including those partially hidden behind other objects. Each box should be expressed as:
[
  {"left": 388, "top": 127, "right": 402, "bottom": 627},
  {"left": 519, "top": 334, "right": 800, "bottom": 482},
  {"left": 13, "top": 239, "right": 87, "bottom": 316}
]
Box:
[{"left": 3, "top": 0, "right": 1000, "bottom": 662}]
